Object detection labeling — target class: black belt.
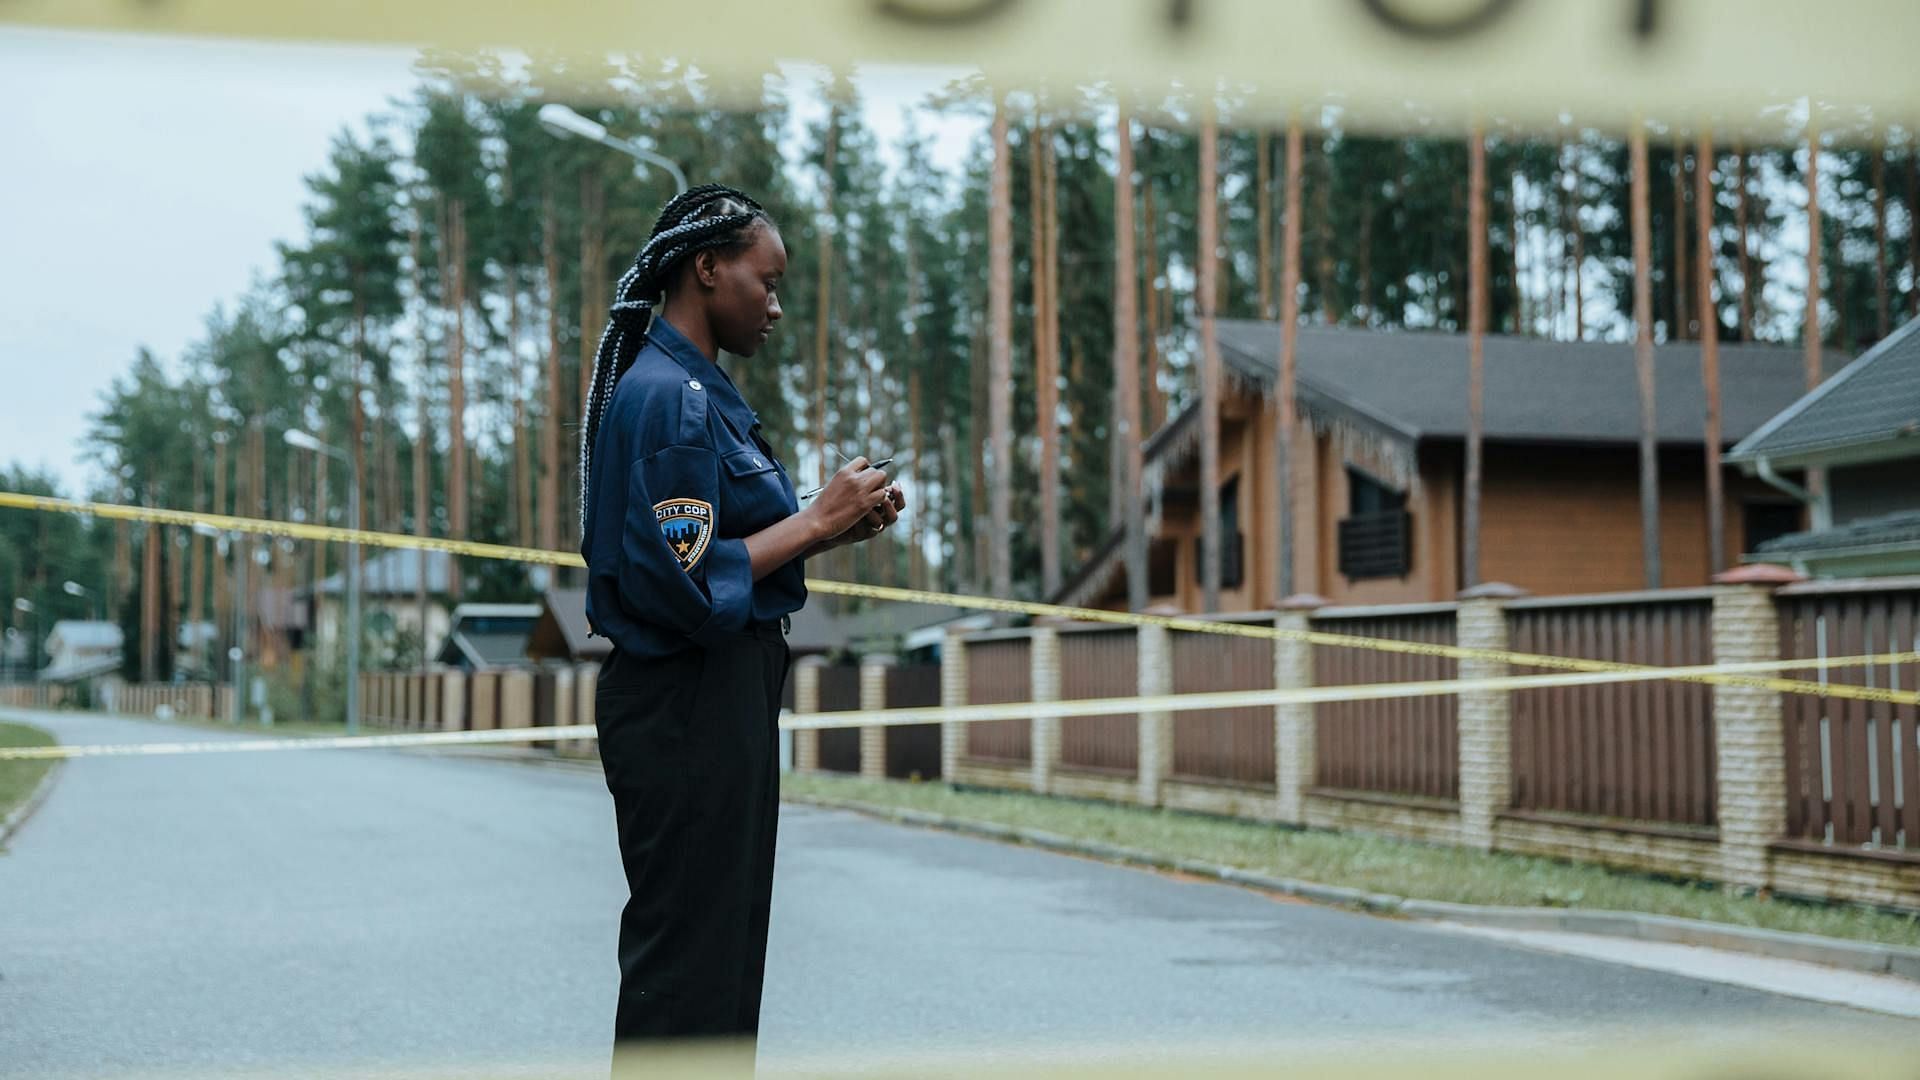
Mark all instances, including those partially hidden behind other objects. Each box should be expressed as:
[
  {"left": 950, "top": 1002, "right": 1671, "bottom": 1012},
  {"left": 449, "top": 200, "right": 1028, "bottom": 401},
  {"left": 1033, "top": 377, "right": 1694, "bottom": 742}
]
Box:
[{"left": 746, "top": 615, "right": 791, "bottom": 640}]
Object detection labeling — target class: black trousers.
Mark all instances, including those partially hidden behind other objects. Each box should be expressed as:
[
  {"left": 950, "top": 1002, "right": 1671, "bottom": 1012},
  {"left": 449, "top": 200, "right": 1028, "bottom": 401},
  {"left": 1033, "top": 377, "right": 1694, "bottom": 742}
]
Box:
[{"left": 595, "top": 624, "right": 790, "bottom": 1047}]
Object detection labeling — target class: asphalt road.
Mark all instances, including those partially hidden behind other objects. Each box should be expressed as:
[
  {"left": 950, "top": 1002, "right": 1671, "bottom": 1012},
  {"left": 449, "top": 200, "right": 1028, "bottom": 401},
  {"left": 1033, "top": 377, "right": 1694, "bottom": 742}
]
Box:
[{"left": 0, "top": 710, "right": 1911, "bottom": 1078}]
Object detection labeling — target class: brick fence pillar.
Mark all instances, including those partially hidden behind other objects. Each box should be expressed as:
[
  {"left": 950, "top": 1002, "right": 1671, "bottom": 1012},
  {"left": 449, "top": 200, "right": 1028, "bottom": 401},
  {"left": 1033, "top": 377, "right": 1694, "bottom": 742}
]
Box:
[
  {"left": 440, "top": 672, "right": 466, "bottom": 731},
  {"left": 550, "top": 665, "right": 576, "bottom": 754},
  {"left": 1712, "top": 564, "right": 1801, "bottom": 891},
  {"left": 859, "top": 653, "right": 897, "bottom": 781},
  {"left": 1030, "top": 624, "right": 1062, "bottom": 795},
  {"left": 1457, "top": 582, "right": 1527, "bottom": 851},
  {"left": 793, "top": 655, "right": 827, "bottom": 774},
  {"left": 941, "top": 628, "right": 969, "bottom": 782},
  {"left": 499, "top": 670, "right": 534, "bottom": 729},
  {"left": 1136, "top": 623, "right": 1172, "bottom": 807},
  {"left": 1274, "top": 595, "right": 1327, "bottom": 825}
]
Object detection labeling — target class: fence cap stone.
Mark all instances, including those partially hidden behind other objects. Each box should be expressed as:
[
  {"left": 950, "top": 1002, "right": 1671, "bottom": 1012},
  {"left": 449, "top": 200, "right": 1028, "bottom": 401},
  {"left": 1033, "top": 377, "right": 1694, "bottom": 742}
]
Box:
[
  {"left": 795, "top": 653, "right": 833, "bottom": 667},
  {"left": 1713, "top": 563, "right": 1805, "bottom": 586},
  {"left": 1278, "top": 593, "right": 1330, "bottom": 611},
  {"left": 1457, "top": 581, "right": 1529, "bottom": 601}
]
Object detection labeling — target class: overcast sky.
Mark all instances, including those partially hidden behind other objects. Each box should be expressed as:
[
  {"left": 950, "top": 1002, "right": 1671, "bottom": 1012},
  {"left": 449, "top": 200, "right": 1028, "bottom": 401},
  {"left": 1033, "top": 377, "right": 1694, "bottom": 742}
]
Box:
[{"left": 0, "top": 29, "right": 979, "bottom": 498}]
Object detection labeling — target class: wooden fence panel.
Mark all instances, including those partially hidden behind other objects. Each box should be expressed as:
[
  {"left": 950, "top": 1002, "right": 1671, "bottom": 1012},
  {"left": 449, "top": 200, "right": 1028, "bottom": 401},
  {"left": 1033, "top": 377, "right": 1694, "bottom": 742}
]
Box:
[
  {"left": 1509, "top": 594, "right": 1716, "bottom": 827},
  {"left": 1778, "top": 583, "right": 1920, "bottom": 852},
  {"left": 1313, "top": 609, "right": 1459, "bottom": 801},
  {"left": 1058, "top": 628, "right": 1138, "bottom": 774},
  {"left": 965, "top": 635, "right": 1033, "bottom": 763},
  {"left": 1171, "top": 626, "right": 1275, "bottom": 786},
  {"left": 817, "top": 664, "right": 862, "bottom": 774},
  {"left": 884, "top": 664, "right": 943, "bottom": 780}
]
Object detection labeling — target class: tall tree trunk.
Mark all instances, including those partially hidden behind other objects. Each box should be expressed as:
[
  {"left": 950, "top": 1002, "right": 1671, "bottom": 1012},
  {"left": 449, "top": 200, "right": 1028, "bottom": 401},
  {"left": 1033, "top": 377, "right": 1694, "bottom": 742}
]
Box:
[
  {"left": 509, "top": 267, "right": 533, "bottom": 549},
  {"left": 189, "top": 450, "right": 205, "bottom": 662},
  {"left": 407, "top": 223, "right": 430, "bottom": 674},
  {"left": 1509, "top": 175, "right": 1525, "bottom": 335},
  {"left": 1631, "top": 125, "right": 1662, "bottom": 587},
  {"left": 1275, "top": 119, "right": 1304, "bottom": 602},
  {"left": 1673, "top": 139, "right": 1691, "bottom": 340},
  {"left": 1031, "top": 119, "right": 1062, "bottom": 599},
  {"left": 1043, "top": 125, "right": 1062, "bottom": 593},
  {"left": 1807, "top": 123, "right": 1825, "bottom": 388},
  {"left": 1805, "top": 120, "right": 1827, "bottom": 521},
  {"left": 1114, "top": 103, "right": 1147, "bottom": 611},
  {"left": 1258, "top": 129, "right": 1274, "bottom": 319},
  {"left": 1736, "top": 146, "right": 1754, "bottom": 341},
  {"left": 971, "top": 313, "right": 990, "bottom": 591},
  {"left": 540, "top": 190, "right": 562, "bottom": 554},
  {"left": 1697, "top": 130, "right": 1725, "bottom": 576},
  {"left": 447, "top": 197, "right": 468, "bottom": 601},
  {"left": 209, "top": 440, "right": 225, "bottom": 662},
  {"left": 1465, "top": 130, "right": 1488, "bottom": 590},
  {"left": 1567, "top": 139, "right": 1586, "bottom": 340},
  {"left": 987, "top": 99, "right": 1014, "bottom": 601},
  {"left": 1874, "top": 139, "right": 1889, "bottom": 342},
  {"left": 1909, "top": 151, "right": 1920, "bottom": 318},
  {"left": 1139, "top": 129, "right": 1166, "bottom": 434},
  {"left": 814, "top": 113, "right": 838, "bottom": 489},
  {"left": 577, "top": 173, "right": 605, "bottom": 545},
  {"left": 1197, "top": 110, "right": 1223, "bottom": 613},
  {"left": 1314, "top": 136, "right": 1336, "bottom": 323},
  {"left": 141, "top": 501, "right": 158, "bottom": 684}
]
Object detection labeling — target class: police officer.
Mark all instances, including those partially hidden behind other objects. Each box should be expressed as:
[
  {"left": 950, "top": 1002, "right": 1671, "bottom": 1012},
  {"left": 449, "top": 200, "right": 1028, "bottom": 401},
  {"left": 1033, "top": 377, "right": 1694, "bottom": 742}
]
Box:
[{"left": 577, "top": 185, "right": 904, "bottom": 1053}]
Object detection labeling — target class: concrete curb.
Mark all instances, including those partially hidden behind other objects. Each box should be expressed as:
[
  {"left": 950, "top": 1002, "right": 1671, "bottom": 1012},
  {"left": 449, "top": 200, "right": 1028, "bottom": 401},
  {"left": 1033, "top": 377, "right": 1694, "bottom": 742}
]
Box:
[
  {"left": 784, "top": 791, "right": 1920, "bottom": 984},
  {"left": 0, "top": 757, "right": 63, "bottom": 850}
]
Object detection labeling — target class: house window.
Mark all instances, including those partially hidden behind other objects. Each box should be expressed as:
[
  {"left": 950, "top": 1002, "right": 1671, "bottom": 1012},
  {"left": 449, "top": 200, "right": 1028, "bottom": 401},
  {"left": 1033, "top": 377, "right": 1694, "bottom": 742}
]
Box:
[
  {"left": 1339, "top": 468, "right": 1412, "bottom": 580},
  {"left": 1193, "top": 475, "right": 1246, "bottom": 589},
  {"left": 1743, "top": 502, "right": 1804, "bottom": 553},
  {"left": 1348, "top": 467, "right": 1408, "bottom": 516}
]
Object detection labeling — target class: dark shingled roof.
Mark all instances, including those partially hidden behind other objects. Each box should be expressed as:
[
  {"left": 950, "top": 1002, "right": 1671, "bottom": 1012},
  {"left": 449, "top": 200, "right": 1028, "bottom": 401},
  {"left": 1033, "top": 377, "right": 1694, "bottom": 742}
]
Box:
[
  {"left": 1728, "top": 315, "right": 1920, "bottom": 466},
  {"left": 1216, "top": 320, "right": 1830, "bottom": 446},
  {"left": 1757, "top": 510, "right": 1920, "bottom": 557},
  {"left": 528, "top": 588, "right": 612, "bottom": 662}
]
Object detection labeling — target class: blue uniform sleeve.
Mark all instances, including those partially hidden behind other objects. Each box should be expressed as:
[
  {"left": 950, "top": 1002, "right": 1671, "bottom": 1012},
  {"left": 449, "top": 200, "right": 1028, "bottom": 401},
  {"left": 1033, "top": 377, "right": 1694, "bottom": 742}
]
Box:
[{"left": 619, "top": 443, "right": 755, "bottom": 646}]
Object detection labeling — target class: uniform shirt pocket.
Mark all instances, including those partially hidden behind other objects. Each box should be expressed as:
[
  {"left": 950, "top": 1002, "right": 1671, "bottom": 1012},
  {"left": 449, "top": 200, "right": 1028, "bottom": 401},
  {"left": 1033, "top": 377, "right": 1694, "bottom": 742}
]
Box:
[{"left": 721, "top": 447, "right": 777, "bottom": 479}]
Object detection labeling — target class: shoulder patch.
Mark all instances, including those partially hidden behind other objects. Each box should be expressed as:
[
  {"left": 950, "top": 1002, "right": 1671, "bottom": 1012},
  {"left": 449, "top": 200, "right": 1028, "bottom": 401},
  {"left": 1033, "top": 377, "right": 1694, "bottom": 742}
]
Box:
[{"left": 654, "top": 497, "right": 714, "bottom": 572}]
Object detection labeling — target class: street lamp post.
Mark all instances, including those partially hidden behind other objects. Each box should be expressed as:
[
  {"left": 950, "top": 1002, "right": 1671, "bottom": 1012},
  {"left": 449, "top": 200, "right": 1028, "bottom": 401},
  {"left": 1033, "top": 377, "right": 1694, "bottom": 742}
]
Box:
[
  {"left": 11, "top": 597, "right": 36, "bottom": 677},
  {"left": 285, "top": 429, "right": 360, "bottom": 735},
  {"left": 537, "top": 104, "right": 689, "bottom": 194},
  {"left": 194, "top": 523, "right": 244, "bottom": 723},
  {"left": 62, "top": 580, "right": 98, "bottom": 623}
]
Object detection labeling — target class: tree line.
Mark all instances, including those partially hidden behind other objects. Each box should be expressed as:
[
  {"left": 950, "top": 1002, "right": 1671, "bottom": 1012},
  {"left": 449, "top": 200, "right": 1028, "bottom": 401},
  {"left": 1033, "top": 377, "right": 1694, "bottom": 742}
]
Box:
[{"left": 8, "top": 55, "right": 1916, "bottom": 693}]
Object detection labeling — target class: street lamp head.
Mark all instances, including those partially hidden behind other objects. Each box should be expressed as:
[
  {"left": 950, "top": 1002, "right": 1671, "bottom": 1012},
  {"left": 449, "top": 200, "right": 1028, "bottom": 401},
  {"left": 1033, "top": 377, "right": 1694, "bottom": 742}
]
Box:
[
  {"left": 538, "top": 103, "right": 608, "bottom": 143},
  {"left": 62, "top": 580, "right": 87, "bottom": 597},
  {"left": 12, "top": 598, "right": 33, "bottom": 614},
  {"left": 283, "top": 429, "right": 325, "bottom": 453},
  {"left": 192, "top": 522, "right": 221, "bottom": 539}
]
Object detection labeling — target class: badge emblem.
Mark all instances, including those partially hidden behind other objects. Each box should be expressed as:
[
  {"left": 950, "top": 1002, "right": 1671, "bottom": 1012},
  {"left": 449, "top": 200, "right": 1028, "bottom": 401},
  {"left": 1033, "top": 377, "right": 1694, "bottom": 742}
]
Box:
[{"left": 653, "top": 498, "right": 714, "bottom": 572}]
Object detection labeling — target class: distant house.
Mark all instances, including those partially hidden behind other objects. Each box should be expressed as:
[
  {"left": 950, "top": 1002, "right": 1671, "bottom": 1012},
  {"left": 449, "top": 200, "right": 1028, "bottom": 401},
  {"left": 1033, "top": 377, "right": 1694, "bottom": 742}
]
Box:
[
  {"left": 526, "top": 588, "right": 611, "bottom": 665},
  {"left": 434, "top": 603, "right": 541, "bottom": 670},
  {"left": 1729, "top": 314, "right": 1920, "bottom": 577},
  {"left": 302, "top": 548, "right": 454, "bottom": 662},
  {"left": 39, "top": 620, "right": 123, "bottom": 683},
  {"left": 1057, "top": 321, "right": 1836, "bottom": 611}
]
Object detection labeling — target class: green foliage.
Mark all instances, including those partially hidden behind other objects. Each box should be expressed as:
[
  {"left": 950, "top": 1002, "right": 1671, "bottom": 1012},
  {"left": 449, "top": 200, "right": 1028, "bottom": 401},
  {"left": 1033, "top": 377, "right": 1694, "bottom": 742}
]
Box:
[{"left": 14, "top": 62, "right": 1910, "bottom": 636}]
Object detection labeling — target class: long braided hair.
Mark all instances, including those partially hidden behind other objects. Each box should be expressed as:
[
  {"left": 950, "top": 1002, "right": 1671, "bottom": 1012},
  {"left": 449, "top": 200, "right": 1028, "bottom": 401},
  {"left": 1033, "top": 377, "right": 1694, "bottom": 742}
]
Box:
[{"left": 578, "top": 184, "right": 773, "bottom": 522}]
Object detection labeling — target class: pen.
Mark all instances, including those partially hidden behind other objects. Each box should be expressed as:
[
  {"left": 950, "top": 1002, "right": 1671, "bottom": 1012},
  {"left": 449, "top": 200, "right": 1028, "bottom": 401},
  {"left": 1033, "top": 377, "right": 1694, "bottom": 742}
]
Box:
[{"left": 799, "top": 458, "right": 893, "bottom": 501}]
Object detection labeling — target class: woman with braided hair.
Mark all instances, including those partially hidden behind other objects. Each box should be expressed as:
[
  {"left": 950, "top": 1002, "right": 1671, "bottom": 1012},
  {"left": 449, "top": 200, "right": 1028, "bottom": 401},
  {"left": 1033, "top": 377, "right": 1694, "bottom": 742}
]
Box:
[{"left": 579, "top": 184, "right": 904, "bottom": 1052}]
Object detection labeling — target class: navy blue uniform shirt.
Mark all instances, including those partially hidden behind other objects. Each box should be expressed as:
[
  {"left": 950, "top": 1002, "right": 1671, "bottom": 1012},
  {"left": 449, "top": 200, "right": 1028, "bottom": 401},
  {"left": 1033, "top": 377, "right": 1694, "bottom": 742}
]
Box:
[{"left": 581, "top": 318, "right": 806, "bottom": 659}]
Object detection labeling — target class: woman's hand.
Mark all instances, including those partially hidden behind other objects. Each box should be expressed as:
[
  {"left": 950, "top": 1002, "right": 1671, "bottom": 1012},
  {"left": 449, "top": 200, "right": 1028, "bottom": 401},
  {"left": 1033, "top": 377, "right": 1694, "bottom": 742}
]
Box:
[
  {"left": 831, "top": 483, "right": 906, "bottom": 547},
  {"left": 802, "top": 457, "right": 893, "bottom": 543}
]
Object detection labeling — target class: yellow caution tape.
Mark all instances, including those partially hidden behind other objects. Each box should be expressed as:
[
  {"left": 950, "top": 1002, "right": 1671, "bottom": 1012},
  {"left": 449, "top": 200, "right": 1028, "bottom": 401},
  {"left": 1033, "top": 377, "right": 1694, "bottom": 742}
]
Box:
[
  {"left": 4, "top": 491, "right": 1916, "bottom": 707},
  {"left": 4, "top": 650, "right": 1916, "bottom": 760}
]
